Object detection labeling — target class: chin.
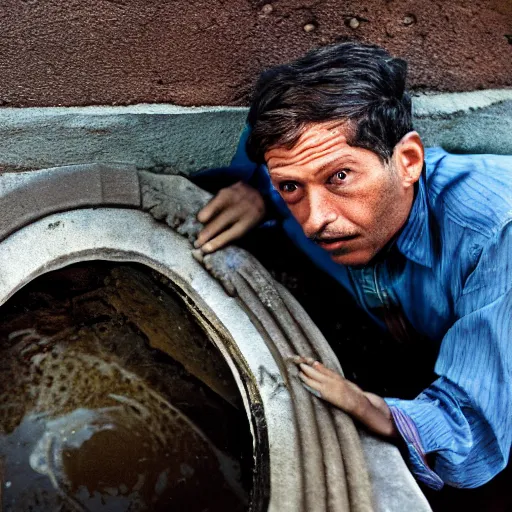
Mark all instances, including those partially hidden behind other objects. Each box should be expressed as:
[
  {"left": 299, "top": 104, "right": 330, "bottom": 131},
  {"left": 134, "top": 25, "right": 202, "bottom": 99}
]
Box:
[{"left": 329, "top": 250, "right": 374, "bottom": 267}]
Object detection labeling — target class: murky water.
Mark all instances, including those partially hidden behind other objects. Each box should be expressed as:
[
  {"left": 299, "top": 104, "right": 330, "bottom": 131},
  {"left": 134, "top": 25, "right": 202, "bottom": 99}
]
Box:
[{"left": 0, "top": 263, "right": 252, "bottom": 511}]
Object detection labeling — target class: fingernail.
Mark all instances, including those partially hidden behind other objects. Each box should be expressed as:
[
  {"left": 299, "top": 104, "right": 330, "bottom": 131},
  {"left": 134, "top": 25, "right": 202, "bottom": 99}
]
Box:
[
  {"left": 191, "top": 249, "right": 204, "bottom": 263},
  {"left": 203, "top": 243, "right": 212, "bottom": 253},
  {"left": 302, "top": 384, "right": 322, "bottom": 398},
  {"left": 193, "top": 240, "right": 201, "bottom": 248}
]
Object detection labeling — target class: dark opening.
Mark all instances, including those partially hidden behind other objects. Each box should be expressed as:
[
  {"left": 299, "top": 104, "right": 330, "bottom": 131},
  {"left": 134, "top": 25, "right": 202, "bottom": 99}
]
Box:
[{"left": 0, "top": 261, "right": 254, "bottom": 512}]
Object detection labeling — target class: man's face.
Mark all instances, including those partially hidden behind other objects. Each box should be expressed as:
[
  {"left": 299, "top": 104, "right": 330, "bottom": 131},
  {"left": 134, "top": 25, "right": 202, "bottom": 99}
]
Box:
[{"left": 265, "top": 122, "right": 416, "bottom": 266}]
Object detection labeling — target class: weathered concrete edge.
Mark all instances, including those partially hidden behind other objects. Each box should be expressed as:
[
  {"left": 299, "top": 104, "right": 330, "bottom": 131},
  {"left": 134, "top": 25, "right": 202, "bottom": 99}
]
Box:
[
  {"left": 0, "top": 89, "right": 510, "bottom": 175},
  {"left": 0, "top": 106, "right": 249, "bottom": 175},
  {"left": 412, "top": 88, "right": 512, "bottom": 117},
  {"left": 0, "top": 103, "right": 249, "bottom": 117},
  {"left": 1, "top": 87, "right": 508, "bottom": 117}
]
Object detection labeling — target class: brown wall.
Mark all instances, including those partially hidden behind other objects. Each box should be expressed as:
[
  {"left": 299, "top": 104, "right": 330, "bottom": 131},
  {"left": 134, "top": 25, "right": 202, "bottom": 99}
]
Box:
[{"left": 0, "top": 0, "right": 511, "bottom": 108}]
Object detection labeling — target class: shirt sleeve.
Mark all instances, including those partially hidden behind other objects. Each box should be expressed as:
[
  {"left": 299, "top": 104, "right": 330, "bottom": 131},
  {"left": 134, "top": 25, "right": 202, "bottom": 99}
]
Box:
[{"left": 385, "top": 222, "right": 512, "bottom": 489}]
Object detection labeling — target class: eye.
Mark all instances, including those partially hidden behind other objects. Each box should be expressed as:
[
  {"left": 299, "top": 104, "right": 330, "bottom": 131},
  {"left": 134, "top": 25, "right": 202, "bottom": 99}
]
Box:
[
  {"left": 328, "top": 169, "right": 350, "bottom": 185},
  {"left": 279, "top": 181, "right": 299, "bottom": 193},
  {"left": 275, "top": 180, "right": 303, "bottom": 204}
]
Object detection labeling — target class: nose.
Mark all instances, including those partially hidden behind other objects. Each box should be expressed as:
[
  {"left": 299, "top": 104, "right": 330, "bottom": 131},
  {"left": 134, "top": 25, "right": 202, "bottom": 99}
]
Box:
[{"left": 302, "top": 186, "right": 338, "bottom": 237}]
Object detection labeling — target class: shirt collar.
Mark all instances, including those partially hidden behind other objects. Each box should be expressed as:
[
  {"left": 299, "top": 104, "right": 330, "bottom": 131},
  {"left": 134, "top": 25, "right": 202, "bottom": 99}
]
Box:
[{"left": 396, "top": 167, "right": 434, "bottom": 268}]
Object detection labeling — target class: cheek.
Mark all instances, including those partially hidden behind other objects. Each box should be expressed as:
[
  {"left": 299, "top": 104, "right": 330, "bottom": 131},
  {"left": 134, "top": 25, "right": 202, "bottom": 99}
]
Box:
[
  {"left": 348, "top": 178, "right": 399, "bottom": 229},
  {"left": 364, "top": 182, "right": 405, "bottom": 241},
  {"left": 337, "top": 194, "right": 377, "bottom": 230},
  {"left": 286, "top": 200, "right": 310, "bottom": 225}
]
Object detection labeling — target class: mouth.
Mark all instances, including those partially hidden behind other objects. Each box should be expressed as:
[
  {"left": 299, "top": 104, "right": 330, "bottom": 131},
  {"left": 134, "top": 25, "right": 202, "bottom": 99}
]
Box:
[{"left": 314, "top": 234, "right": 359, "bottom": 251}]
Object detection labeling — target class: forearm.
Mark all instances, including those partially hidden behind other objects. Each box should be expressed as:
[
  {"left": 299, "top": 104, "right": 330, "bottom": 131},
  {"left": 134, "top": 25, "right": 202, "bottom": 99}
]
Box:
[
  {"left": 355, "top": 391, "right": 399, "bottom": 438},
  {"left": 336, "top": 383, "right": 398, "bottom": 438}
]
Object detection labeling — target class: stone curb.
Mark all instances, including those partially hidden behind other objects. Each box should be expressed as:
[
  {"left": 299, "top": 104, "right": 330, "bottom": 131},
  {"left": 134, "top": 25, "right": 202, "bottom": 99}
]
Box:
[{"left": 0, "top": 163, "right": 141, "bottom": 242}]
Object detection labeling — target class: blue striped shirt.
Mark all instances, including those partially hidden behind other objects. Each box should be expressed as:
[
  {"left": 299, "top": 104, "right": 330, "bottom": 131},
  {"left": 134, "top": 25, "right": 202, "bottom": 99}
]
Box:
[{"left": 202, "top": 131, "right": 512, "bottom": 490}]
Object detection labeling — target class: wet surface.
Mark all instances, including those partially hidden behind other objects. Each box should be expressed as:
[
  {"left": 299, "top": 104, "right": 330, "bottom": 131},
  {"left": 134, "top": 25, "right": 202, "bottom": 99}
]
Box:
[{"left": 0, "top": 262, "right": 252, "bottom": 512}]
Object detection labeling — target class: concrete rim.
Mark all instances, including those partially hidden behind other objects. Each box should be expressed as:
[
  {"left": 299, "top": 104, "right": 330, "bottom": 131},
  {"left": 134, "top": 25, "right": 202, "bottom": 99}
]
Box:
[
  {"left": 0, "top": 164, "right": 433, "bottom": 512},
  {"left": 0, "top": 208, "right": 278, "bottom": 510}
]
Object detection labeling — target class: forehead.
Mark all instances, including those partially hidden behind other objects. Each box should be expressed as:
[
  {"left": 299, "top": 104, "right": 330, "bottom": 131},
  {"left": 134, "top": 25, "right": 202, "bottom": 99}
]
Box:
[{"left": 265, "top": 121, "right": 354, "bottom": 171}]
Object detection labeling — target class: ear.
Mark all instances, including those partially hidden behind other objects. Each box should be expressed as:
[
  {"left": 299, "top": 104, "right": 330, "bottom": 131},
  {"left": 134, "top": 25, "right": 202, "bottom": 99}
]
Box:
[{"left": 393, "top": 131, "right": 424, "bottom": 189}]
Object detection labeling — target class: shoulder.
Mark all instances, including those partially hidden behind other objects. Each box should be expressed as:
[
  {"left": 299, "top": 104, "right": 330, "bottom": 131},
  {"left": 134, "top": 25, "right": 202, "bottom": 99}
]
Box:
[{"left": 425, "top": 148, "right": 512, "bottom": 239}]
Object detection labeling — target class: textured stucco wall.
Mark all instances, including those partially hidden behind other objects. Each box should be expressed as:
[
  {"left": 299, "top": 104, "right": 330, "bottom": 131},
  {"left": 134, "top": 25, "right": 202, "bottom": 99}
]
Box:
[{"left": 0, "top": 0, "right": 510, "bottom": 108}]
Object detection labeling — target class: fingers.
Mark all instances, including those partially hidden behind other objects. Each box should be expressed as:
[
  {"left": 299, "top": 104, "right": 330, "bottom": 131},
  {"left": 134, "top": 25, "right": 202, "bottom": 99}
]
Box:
[
  {"left": 199, "top": 221, "right": 251, "bottom": 254},
  {"left": 197, "top": 187, "right": 235, "bottom": 224},
  {"left": 288, "top": 355, "right": 316, "bottom": 365},
  {"left": 195, "top": 205, "right": 246, "bottom": 249},
  {"left": 289, "top": 356, "right": 325, "bottom": 396},
  {"left": 299, "top": 362, "right": 328, "bottom": 382},
  {"left": 298, "top": 372, "right": 323, "bottom": 398},
  {"left": 312, "top": 362, "right": 338, "bottom": 377},
  {"left": 290, "top": 356, "right": 346, "bottom": 406},
  {"left": 289, "top": 356, "right": 337, "bottom": 377},
  {"left": 302, "top": 383, "right": 322, "bottom": 399},
  {"left": 195, "top": 182, "right": 265, "bottom": 253}
]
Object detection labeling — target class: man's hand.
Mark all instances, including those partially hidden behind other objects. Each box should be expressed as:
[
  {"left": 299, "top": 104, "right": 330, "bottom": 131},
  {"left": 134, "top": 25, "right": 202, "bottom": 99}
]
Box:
[
  {"left": 293, "top": 356, "right": 398, "bottom": 438},
  {"left": 194, "top": 181, "right": 265, "bottom": 254}
]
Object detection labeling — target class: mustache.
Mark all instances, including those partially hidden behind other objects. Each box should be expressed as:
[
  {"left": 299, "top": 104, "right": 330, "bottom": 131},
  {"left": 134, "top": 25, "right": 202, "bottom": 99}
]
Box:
[{"left": 308, "top": 230, "right": 359, "bottom": 243}]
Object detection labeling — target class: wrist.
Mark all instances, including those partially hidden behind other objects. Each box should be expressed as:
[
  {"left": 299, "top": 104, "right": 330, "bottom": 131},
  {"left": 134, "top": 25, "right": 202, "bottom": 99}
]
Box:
[
  {"left": 353, "top": 392, "right": 373, "bottom": 421},
  {"left": 342, "top": 383, "right": 368, "bottom": 418},
  {"left": 342, "top": 388, "right": 397, "bottom": 438}
]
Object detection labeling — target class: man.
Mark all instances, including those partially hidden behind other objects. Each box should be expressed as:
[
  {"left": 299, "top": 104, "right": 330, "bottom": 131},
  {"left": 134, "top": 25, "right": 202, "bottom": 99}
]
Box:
[{"left": 193, "top": 42, "right": 512, "bottom": 492}]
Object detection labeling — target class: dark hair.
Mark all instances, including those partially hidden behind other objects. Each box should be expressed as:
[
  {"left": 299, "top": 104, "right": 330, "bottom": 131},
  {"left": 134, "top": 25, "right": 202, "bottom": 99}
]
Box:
[{"left": 246, "top": 41, "right": 412, "bottom": 164}]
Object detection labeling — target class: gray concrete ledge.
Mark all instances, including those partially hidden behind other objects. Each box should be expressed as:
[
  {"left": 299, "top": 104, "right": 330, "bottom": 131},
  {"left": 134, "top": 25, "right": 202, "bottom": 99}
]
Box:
[
  {"left": 0, "top": 105, "right": 247, "bottom": 174},
  {"left": 412, "top": 89, "right": 512, "bottom": 156},
  {"left": 0, "top": 89, "right": 510, "bottom": 174},
  {"left": 412, "top": 89, "right": 512, "bottom": 117}
]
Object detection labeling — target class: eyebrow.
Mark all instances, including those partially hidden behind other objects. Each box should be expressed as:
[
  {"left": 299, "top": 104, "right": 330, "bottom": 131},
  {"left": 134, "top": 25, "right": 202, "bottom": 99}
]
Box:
[
  {"left": 268, "top": 171, "right": 296, "bottom": 180},
  {"left": 286, "top": 157, "right": 357, "bottom": 174},
  {"left": 319, "top": 157, "right": 358, "bottom": 172},
  {"left": 270, "top": 157, "right": 357, "bottom": 182}
]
